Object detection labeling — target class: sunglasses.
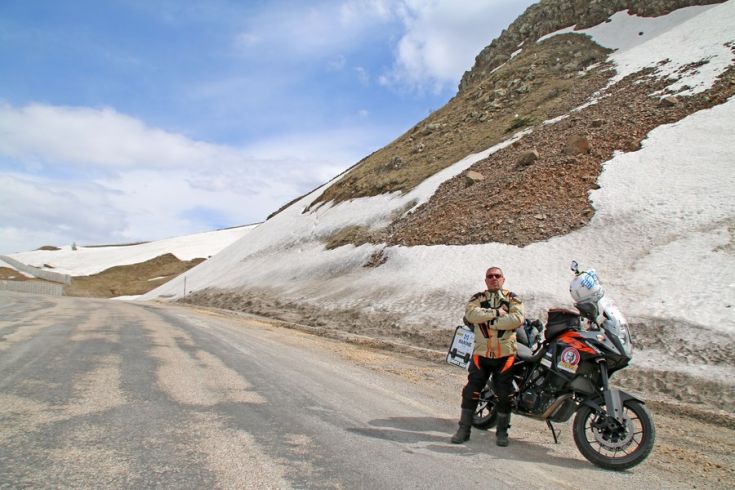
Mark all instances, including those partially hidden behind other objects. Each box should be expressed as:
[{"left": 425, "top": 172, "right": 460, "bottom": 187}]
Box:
[{"left": 486, "top": 274, "right": 503, "bottom": 279}]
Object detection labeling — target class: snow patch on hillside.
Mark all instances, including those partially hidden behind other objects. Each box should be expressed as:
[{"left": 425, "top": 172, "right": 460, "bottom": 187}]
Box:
[
  {"left": 539, "top": 2, "right": 735, "bottom": 95},
  {"left": 7, "top": 225, "right": 258, "bottom": 276}
]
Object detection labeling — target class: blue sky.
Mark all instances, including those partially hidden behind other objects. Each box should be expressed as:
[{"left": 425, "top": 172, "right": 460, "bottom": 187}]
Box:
[{"left": 0, "top": 0, "right": 536, "bottom": 254}]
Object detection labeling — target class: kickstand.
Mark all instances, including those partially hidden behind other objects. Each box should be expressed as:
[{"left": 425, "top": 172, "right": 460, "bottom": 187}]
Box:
[{"left": 546, "top": 420, "right": 560, "bottom": 444}]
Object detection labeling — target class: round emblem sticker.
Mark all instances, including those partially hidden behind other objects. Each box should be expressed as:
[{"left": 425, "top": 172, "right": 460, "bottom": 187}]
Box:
[{"left": 558, "top": 347, "right": 581, "bottom": 373}]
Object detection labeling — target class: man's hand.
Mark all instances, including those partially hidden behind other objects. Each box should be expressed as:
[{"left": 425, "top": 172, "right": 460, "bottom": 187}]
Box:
[{"left": 496, "top": 308, "right": 508, "bottom": 317}]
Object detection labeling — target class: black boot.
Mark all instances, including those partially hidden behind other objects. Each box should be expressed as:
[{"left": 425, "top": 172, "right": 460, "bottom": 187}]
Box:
[
  {"left": 496, "top": 412, "right": 511, "bottom": 447},
  {"left": 450, "top": 409, "right": 474, "bottom": 444}
]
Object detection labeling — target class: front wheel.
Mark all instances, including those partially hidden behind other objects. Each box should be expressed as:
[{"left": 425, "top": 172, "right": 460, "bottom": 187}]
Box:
[{"left": 573, "top": 399, "right": 655, "bottom": 471}]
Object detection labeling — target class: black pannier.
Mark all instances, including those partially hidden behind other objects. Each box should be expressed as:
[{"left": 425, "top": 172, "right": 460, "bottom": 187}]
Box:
[{"left": 545, "top": 308, "right": 581, "bottom": 340}]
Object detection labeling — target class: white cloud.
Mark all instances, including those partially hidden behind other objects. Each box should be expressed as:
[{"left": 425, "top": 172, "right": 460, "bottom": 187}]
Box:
[
  {"left": 232, "top": 3, "right": 375, "bottom": 58},
  {"left": 242, "top": 125, "right": 388, "bottom": 170},
  {"left": 234, "top": 32, "right": 261, "bottom": 48},
  {"left": 0, "top": 101, "right": 367, "bottom": 176},
  {"left": 227, "top": 1, "right": 535, "bottom": 92},
  {"left": 98, "top": 170, "right": 263, "bottom": 239},
  {"left": 0, "top": 102, "right": 244, "bottom": 170},
  {"left": 229, "top": 1, "right": 394, "bottom": 61},
  {"left": 0, "top": 173, "right": 128, "bottom": 252},
  {"left": 339, "top": 0, "right": 394, "bottom": 24},
  {"left": 0, "top": 1, "right": 540, "bottom": 254},
  {"left": 0, "top": 101, "right": 386, "bottom": 253}
]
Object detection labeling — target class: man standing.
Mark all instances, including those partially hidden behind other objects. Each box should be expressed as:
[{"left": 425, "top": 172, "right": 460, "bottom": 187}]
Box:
[{"left": 451, "top": 266, "right": 524, "bottom": 447}]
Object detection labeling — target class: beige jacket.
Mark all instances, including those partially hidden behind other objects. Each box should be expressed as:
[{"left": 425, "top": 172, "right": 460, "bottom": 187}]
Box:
[{"left": 465, "top": 288, "right": 524, "bottom": 359}]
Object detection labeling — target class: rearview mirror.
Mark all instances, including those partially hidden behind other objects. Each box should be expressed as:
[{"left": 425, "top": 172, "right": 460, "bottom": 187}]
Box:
[{"left": 570, "top": 260, "right": 579, "bottom": 274}]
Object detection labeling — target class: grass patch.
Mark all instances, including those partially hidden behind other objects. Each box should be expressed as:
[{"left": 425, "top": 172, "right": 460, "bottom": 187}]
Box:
[
  {"left": 506, "top": 115, "right": 535, "bottom": 132},
  {"left": 324, "top": 226, "right": 380, "bottom": 250},
  {"left": 64, "top": 253, "right": 204, "bottom": 298}
]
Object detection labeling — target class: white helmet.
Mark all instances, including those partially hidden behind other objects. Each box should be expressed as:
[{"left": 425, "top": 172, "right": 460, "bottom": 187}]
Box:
[{"left": 570, "top": 268, "right": 605, "bottom": 304}]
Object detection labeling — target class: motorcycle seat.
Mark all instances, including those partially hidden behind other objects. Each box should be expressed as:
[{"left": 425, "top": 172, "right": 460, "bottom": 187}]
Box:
[
  {"left": 517, "top": 343, "right": 533, "bottom": 360},
  {"left": 516, "top": 342, "right": 546, "bottom": 362}
]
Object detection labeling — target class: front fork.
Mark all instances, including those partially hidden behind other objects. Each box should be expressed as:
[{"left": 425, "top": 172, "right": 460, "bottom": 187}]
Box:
[
  {"left": 598, "top": 360, "right": 626, "bottom": 425},
  {"left": 579, "top": 360, "right": 641, "bottom": 428}
]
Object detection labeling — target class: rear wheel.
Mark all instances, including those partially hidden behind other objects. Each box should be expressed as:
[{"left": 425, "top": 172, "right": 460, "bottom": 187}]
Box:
[{"left": 573, "top": 399, "right": 655, "bottom": 470}]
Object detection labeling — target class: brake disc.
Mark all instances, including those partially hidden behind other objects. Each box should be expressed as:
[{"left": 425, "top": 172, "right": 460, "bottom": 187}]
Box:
[{"left": 592, "top": 414, "right": 635, "bottom": 450}]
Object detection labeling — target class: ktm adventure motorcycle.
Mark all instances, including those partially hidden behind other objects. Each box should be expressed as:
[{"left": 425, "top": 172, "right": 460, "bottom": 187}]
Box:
[{"left": 470, "top": 261, "right": 655, "bottom": 470}]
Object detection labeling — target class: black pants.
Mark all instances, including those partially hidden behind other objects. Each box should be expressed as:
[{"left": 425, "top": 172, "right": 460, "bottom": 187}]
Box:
[{"left": 461, "top": 355, "right": 515, "bottom": 413}]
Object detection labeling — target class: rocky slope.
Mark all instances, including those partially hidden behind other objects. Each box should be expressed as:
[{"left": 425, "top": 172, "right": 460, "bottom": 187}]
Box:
[
  {"left": 388, "top": 63, "right": 735, "bottom": 247},
  {"left": 307, "top": 0, "right": 725, "bottom": 216}
]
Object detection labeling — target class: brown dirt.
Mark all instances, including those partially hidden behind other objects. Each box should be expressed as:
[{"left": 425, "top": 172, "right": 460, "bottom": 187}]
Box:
[
  {"left": 0, "top": 267, "right": 32, "bottom": 281},
  {"left": 63, "top": 254, "right": 204, "bottom": 298},
  {"left": 181, "top": 287, "right": 452, "bottom": 351},
  {"left": 323, "top": 225, "right": 375, "bottom": 250},
  {"left": 622, "top": 395, "right": 735, "bottom": 487},
  {"left": 2, "top": 255, "right": 202, "bottom": 297},
  {"left": 308, "top": 43, "right": 735, "bottom": 249}
]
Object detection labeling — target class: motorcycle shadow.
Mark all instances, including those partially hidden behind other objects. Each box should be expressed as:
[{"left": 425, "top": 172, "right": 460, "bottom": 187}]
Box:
[{"left": 346, "top": 416, "right": 590, "bottom": 470}]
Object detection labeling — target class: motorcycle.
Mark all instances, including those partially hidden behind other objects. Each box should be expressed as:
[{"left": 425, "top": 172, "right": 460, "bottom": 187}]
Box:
[{"left": 466, "top": 261, "right": 655, "bottom": 470}]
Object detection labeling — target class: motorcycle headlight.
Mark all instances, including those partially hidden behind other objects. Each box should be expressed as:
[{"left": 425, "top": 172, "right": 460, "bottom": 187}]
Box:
[
  {"left": 601, "top": 318, "right": 633, "bottom": 357},
  {"left": 620, "top": 324, "right": 633, "bottom": 356}
]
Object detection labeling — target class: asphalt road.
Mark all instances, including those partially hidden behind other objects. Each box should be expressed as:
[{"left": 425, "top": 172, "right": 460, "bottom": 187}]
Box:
[{"left": 0, "top": 291, "right": 701, "bottom": 489}]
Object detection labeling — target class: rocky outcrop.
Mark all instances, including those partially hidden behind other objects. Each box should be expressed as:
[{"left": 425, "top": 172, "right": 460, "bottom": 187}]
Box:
[
  {"left": 516, "top": 149, "right": 540, "bottom": 168},
  {"left": 459, "top": 0, "right": 726, "bottom": 92},
  {"left": 303, "top": 0, "right": 726, "bottom": 214},
  {"left": 563, "top": 135, "right": 591, "bottom": 155},
  {"left": 464, "top": 170, "right": 485, "bottom": 186}
]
